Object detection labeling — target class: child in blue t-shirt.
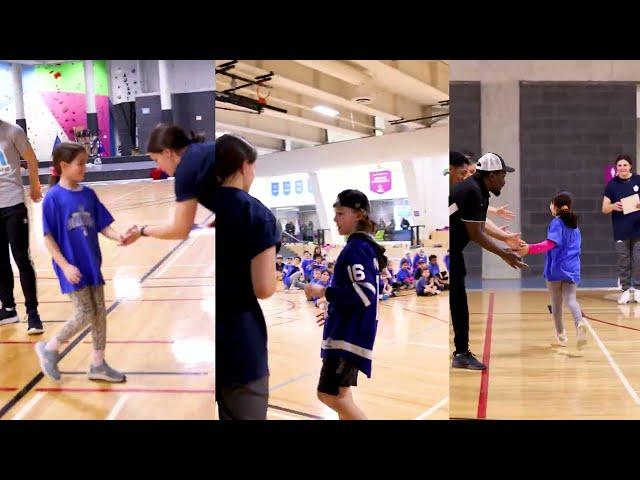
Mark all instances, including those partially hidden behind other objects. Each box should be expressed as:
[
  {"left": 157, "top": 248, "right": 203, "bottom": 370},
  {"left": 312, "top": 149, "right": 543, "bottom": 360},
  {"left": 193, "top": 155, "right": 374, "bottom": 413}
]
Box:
[
  {"left": 379, "top": 269, "right": 394, "bottom": 300},
  {"left": 428, "top": 255, "right": 449, "bottom": 290},
  {"left": 301, "top": 251, "right": 314, "bottom": 281},
  {"left": 283, "top": 256, "right": 302, "bottom": 291},
  {"left": 396, "top": 260, "right": 414, "bottom": 289},
  {"left": 518, "top": 192, "right": 586, "bottom": 349},
  {"left": 34, "top": 143, "right": 128, "bottom": 383},
  {"left": 305, "top": 268, "right": 324, "bottom": 301},
  {"left": 416, "top": 270, "right": 439, "bottom": 296}
]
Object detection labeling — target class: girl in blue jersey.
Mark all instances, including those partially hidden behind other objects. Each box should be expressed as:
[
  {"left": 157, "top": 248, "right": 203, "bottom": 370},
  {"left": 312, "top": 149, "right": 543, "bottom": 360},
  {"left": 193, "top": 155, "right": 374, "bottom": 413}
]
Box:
[
  {"left": 34, "top": 143, "right": 128, "bottom": 382},
  {"left": 518, "top": 192, "right": 587, "bottom": 349},
  {"left": 306, "top": 189, "right": 387, "bottom": 420}
]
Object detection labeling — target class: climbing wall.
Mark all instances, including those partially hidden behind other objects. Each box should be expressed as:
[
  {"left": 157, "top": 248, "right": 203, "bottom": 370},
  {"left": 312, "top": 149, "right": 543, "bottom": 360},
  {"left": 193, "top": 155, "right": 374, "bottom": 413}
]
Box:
[{"left": 0, "top": 61, "right": 112, "bottom": 160}]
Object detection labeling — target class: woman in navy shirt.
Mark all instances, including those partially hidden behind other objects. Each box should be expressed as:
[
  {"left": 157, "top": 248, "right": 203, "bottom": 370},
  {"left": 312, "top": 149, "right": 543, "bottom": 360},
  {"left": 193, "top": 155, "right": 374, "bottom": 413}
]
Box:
[
  {"left": 214, "top": 134, "right": 281, "bottom": 420},
  {"left": 602, "top": 154, "right": 640, "bottom": 304},
  {"left": 123, "top": 123, "right": 216, "bottom": 243}
]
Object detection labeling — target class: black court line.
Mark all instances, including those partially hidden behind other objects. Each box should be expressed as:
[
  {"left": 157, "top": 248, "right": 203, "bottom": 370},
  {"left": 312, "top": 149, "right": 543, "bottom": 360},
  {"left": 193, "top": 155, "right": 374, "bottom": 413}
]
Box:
[
  {"left": 267, "top": 404, "right": 324, "bottom": 420},
  {"left": 0, "top": 214, "right": 213, "bottom": 420},
  {"left": 59, "top": 371, "right": 210, "bottom": 376}
]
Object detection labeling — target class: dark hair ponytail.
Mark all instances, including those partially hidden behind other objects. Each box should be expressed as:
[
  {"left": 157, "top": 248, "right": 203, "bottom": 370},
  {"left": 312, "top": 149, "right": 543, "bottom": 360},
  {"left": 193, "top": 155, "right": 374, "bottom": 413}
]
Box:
[
  {"left": 214, "top": 134, "right": 258, "bottom": 185},
  {"left": 552, "top": 191, "right": 578, "bottom": 229},
  {"left": 50, "top": 142, "right": 86, "bottom": 186},
  {"left": 146, "top": 123, "right": 205, "bottom": 154}
]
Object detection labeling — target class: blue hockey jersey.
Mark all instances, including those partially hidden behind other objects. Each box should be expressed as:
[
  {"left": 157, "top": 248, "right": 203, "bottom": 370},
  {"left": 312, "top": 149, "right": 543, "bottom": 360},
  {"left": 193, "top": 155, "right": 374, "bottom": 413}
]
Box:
[{"left": 322, "top": 232, "right": 387, "bottom": 377}]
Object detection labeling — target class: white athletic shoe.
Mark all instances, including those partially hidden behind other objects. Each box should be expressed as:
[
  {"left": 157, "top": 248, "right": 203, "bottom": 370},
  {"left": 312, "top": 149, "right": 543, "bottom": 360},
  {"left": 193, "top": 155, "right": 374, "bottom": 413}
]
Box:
[
  {"left": 554, "top": 330, "right": 568, "bottom": 347},
  {"left": 576, "top": 321, "right": 588, "bottom": 350},
  {"left": 631, "top": 288, "right": 636, "bottom": 303},
  {"left": 618, "top": 289, "right": 632, "bottom": 305}
]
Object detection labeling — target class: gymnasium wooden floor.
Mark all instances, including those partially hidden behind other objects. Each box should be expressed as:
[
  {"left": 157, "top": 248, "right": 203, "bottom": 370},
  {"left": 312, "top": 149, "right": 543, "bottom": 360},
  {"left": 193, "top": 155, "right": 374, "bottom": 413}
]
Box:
[
  {"left": 262, "top": 286, "right": 449, "bottom": 420},
  {"left": 451, "top": 289, "right": 640, "bottom": 420},
  {"left": 0, "top": 179, "right": 215, "bottom": 420}
]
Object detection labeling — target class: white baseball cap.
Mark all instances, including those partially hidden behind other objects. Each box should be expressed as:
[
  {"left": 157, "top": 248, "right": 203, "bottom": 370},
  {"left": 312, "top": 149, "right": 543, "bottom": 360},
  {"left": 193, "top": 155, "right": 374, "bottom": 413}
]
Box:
[{"left": 476, "top": 152, "right": 515, "bottom": 173}]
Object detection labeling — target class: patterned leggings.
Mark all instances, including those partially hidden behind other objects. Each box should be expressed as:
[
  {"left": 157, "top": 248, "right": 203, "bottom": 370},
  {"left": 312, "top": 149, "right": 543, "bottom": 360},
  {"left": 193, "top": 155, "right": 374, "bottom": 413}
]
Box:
[{"left": 55, "top": 285, "right": 107, "bottom": 350}]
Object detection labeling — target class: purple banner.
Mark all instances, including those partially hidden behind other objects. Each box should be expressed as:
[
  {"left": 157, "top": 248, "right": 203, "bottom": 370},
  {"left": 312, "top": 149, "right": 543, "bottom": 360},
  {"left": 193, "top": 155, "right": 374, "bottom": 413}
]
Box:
[{"left": 370, "top": 170, "right": 392, "bottom": 194}]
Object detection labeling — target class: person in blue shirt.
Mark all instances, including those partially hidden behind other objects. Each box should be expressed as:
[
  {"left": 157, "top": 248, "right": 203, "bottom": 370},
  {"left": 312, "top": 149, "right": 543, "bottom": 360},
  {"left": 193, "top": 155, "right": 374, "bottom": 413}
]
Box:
[
  {"left": 283, "top": 256, "right": 302, "bottom": 291},
  {"left": 416, "top": 269, "right": 439, "bottom": 297},
  {"left": 34, "top": 143, "right": 129, "bottom": 383},
  {"left": 412, "top": 247, "right": 427, "bottom": 271},
  {"left": 518, "top": 192, "right": 587, "bottom": 349},
  {"left": 301, "top": 251, "right": 314, "bottom": 281},
  {"left": 428, "top": 254, "right": 449, "bottom": 290},
  {"left": 396, "top": 260, "right": 414, "bottom": 289},
  {"left": 122, "top": 123, "right": 216, "bottom": 245},
  {"left": 306, "top": 189, "right": 387, "bottom": 420},
  {"left": 602, "top": 154, "right": 640, "bottom": 304},
  {"left": 213, "top": 134, "right": 281, "bottom": 420},
  {"left": 304, "top": 268, "right": 324, "bottom": 301},
  {"left": 444, "top": 250, "right": 450, "bottom": 272}
]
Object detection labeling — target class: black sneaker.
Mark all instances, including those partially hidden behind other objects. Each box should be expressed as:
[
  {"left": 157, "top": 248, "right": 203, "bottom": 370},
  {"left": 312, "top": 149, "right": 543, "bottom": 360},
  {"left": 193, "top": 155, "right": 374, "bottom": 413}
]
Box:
[
  {"left": 452, "top": 351, "right": 486, "bottom": 370},
  {"left": 0, "top": 306, "right": 19, "bottom": 326},
  {"left": 27, "top": 311, "right": 44, "bottom": 335}
]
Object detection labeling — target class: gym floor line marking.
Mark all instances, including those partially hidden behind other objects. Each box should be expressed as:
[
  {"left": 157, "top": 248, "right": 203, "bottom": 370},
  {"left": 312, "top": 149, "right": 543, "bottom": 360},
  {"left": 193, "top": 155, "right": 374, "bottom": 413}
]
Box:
[
  {"left": 35, "top": 387, "right": 215, "bottom": 394},
  {"left": 0, "top": 340, "right": 178, "bottom": 345},
  {"left": 106, "top": 393, "right": 130, "bottom": 420},
  {"left": 416, "top": 396, "right": 449, "bottom": 420},
  {"left": 582, "top": 318, "right": 640, "bottom": 405},
  {"left": 0, "top": 216, "right": 210, "bottom": 420},
  {"left": 267, "top": 403, "right": 324, "bottom": 420},
  {"left": 379, "top": 303, "right": 448, "bottom": 323},
  {"left": 582, "top": 313, "right": 640, "bottom": 332},
  {"left": 270, "top": 373, "right": 313, "bottom": 392},
  {"left": 477, "top": 292, "right": 495, "bottom": 420},
  {"left": 58, "top": 371, "right": 210, "bottom": 376},
  {"left": 11, "top": 392, "right": 45, "bottom": 420},
  {"left": 0, "top": 387, "right": 19, "bottom": 392}
]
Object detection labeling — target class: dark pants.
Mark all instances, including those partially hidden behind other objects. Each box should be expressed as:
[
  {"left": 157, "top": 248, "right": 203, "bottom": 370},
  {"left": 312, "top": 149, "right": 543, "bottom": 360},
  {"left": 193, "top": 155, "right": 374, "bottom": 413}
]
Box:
[
  {"left": 217, "top": 376, "right": 269, "bottom": 420},
  {"left": 0, "top": 203, "right": 38, "bottom": 313},
  {"left": 450, "top": 250, "right": 469, "bottom": 354}
]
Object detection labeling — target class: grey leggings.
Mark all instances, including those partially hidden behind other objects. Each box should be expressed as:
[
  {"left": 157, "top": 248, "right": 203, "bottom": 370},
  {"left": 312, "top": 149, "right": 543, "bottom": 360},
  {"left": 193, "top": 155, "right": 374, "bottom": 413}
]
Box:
[
  {"left": 547, "top": 281, "right": 582, "bottom": 334},
  {"left": 288, "top": 270, "right": 307, "bottom": 289},
  {"left": 55, "top": 285, "right": 107, "bottom": 350}
]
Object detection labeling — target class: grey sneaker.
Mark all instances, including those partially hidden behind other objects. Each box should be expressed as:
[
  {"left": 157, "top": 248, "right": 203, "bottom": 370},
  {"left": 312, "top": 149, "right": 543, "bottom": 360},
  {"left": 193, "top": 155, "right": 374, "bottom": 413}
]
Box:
[
  {"left": 88, "top": 361, "right": 127, "bottom": 383},
  {"left": 35, "top": 341, "right": 61, "bottom": 381}
]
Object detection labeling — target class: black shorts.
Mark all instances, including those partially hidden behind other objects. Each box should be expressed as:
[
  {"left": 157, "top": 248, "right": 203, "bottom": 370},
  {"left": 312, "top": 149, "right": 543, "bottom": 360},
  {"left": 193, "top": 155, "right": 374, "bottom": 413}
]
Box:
[{"left": 317, "top": 357, "right": 359, "bottom": 396}]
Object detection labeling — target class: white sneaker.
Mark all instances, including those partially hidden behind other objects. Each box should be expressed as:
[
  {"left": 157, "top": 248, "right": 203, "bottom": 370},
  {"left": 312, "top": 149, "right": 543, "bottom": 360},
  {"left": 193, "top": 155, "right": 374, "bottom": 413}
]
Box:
[
  {"left": 631, "top": 288, "right": 637, "bottom": 303},
  {"left": 618, "top": 289, "right": 632, "bottom": 305},
  {"left": 576, "top": 321, "right": 588, "bottom": 350},
  {"left": 555, "top": 330, "right": 568, "bottom": 347}
]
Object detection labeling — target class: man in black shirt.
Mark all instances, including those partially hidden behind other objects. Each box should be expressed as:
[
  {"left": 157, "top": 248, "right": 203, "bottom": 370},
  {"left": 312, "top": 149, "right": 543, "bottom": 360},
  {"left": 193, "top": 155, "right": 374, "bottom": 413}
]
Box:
[{"left": 449, "top": 153, "right": 528, "bottom": 370}]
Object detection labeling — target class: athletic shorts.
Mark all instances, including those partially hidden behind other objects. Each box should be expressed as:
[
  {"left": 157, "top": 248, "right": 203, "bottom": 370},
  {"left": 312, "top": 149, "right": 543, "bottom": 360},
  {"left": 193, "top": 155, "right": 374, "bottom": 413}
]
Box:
[{"left": 317, "top": 357, "right": 359, "bottom": 396}]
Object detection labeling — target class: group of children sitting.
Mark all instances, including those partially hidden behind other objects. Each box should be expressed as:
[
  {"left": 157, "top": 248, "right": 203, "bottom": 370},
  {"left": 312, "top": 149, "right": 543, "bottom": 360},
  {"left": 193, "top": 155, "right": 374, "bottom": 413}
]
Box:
[
  {"left": 276, "top": 247, "right": 450, "bottom": 303},
  {"left": 382, "top": 248, "right": 450, "bottom": 299}
]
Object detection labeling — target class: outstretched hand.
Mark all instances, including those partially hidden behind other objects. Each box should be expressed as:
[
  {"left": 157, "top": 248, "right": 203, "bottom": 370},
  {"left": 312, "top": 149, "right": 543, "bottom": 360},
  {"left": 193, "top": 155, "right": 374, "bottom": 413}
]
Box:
[{"left": 495, "top": 204, "right": 516, "bottom": 220}]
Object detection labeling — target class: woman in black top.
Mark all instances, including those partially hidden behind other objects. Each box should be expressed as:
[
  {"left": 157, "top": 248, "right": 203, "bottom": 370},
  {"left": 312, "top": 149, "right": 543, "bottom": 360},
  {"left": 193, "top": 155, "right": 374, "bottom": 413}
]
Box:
[{"left": 214, "top": 134, "right": 281, "bottom": 420}]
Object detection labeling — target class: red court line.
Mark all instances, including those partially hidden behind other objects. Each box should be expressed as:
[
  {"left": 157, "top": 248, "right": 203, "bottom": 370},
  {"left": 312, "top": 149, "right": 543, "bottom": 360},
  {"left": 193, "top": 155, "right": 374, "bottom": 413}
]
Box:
[
  {"left": 36, "top": 387, "right": 214, "bottom": 394},
  {"left": 0, "top": 340, "right": 175, "bottom": 345},
  {"left": 477, "top": 292, "right": 495, "bottom": 420},
  {"left": 0, "top": 387, "right": 18, "bottom": 392},
  {"left": 582, "top": 313, "right": 640, "bottom": 332}
]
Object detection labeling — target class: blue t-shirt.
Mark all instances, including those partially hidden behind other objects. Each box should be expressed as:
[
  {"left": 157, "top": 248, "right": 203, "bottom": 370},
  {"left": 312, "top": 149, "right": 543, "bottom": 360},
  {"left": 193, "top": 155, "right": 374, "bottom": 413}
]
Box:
[
  {"left": 215, "top": 186, "right": 281, "bottom": 385},
  {"left": 42, "top": 185, "right": 114, "bottom": 294},
  {"left": 603, "top": 174, "right": 640, "bottom": 241},
  {"left": 428, "top": 263, "right": 440, "bottom": 277},
  {"left": 301, "top": 258, "right": 314, "bottom": 279},
  {"left": 397, "top": 268, "right": 412, "bottom": 283},
  {"left": 174, "top": 142, "right": 216, "bottom": 213},
  {"left": 444, "top": 254, "right": 450, "bottom": 272},
  {"left": 543, "top": 217, "right": 581, "bottom": 284},
  {"left": 413, "top": 254, "right": 427, "bottom": 270},
  {"left": 283, "top": 264, "right": 300, "bottom": 287},
  {"left": 416, "top": 276, "right": 429, "bottom": 294}
]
